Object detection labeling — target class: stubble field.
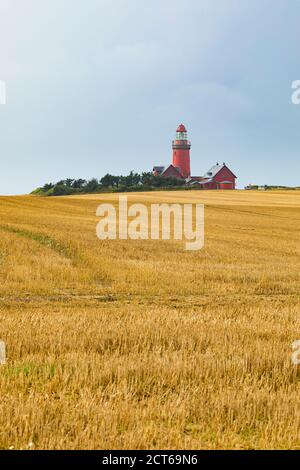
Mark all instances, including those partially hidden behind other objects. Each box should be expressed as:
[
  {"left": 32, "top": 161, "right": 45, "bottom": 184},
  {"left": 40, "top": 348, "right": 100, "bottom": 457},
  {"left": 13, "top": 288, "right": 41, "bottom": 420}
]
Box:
[{"left": 0, "top": 190, "right": 299, "bottom": 449}]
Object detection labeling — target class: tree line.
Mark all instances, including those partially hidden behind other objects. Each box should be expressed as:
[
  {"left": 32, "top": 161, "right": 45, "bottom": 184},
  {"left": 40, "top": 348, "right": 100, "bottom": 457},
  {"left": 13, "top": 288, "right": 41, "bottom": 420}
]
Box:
[{"left": 32, "top": 171, "right": 187, "bottom": 196}]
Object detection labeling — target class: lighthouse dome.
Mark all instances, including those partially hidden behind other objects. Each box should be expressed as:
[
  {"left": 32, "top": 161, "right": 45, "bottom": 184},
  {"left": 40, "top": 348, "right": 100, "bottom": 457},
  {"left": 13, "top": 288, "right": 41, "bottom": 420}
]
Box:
[{"left": 176, "top": 124, "right": 187, "bottom": 132}]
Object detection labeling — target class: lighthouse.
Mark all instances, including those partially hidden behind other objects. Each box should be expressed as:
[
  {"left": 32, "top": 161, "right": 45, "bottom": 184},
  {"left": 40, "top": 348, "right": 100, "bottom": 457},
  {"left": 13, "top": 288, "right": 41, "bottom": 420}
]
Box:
[
  {"left": 172, "top": 124, "right": 191, "bottom": 178},
  {"left": 152, "top": 124, "right": 237, "bottom": 188}
]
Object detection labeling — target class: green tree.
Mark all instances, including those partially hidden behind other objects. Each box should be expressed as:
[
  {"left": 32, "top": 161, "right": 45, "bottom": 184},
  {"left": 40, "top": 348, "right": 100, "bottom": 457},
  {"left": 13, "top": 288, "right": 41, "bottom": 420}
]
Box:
[
  {"left": 84, "top": 178, "right": 100, "bottom": 193},
  {"left": 72, "top": 179, "right": 86, "bottom": 189},
  {"left": 52, "top": 185, "right": 72, "bottom": 196},
  {"left": 100, "top": 174, "right": 115, "bottom": 187},
  {"left": 42, "top": 182, "right": 54, "bottom": 192}
]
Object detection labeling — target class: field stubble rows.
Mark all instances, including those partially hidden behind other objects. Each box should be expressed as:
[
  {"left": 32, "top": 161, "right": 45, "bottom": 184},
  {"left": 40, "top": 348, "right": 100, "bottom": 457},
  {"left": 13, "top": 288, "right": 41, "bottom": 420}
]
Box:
[{"left": 0, "top": 190, "right": 299, "bottom": 449}]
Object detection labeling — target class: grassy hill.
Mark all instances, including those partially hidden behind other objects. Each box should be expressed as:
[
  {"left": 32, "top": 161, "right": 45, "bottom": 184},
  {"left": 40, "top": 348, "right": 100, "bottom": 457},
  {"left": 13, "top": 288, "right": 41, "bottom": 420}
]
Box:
[{"left": 0, "top": 190, "right": 299, "bottom": 449}]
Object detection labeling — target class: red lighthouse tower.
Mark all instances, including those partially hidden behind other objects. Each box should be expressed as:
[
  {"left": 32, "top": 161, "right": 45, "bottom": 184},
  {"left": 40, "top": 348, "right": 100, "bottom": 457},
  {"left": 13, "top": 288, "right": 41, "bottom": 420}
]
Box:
[{"left": 172, "top": 124, "right": 191, "bottom": 178}]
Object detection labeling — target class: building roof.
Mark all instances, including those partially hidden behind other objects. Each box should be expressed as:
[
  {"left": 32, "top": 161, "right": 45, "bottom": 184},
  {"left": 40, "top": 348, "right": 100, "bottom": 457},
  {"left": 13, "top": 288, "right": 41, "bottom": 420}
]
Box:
[
  {"left": 153, "top": 166, "right": 165, "bottom": 173},
  {"left": 203, "top": 162, "right": 237, "bottom": 179},
  {"left": 203, "top": 163, "right": 222, "bottom": 178},
  {"left": 176, "top": 124, "right": 187, "bottom": 132},
  {"left": 190, "top": 178, "right": 212, "bottom": 185},
  {"left": 161, "top": 164, "right": 184, "bottom": 178},
  {"left": 188, "top": 176, "right": 206, "bottom": 182}
]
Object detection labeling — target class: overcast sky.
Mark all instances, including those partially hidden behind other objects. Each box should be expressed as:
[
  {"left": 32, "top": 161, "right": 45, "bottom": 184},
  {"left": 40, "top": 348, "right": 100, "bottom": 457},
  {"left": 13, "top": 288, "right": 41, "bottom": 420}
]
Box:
[{"left": 0, "top": 0, "right": 299, "bottom": 194}]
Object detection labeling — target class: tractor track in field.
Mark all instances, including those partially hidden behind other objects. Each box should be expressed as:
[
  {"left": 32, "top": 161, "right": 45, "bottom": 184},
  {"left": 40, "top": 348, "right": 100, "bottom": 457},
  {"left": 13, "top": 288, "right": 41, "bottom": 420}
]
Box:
[
  {"left": 0, "top": 291, "right": 298, "bottom": 309},
  {"left": 0, "top": 224, "right": 78, "bottom": 260}
]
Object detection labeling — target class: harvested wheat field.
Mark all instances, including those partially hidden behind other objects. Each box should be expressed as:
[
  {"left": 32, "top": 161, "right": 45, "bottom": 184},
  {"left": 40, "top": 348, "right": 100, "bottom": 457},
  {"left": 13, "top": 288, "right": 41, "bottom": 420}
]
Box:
[{"left": 0, "top": 190, "right": 299, "bottom": 450}]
